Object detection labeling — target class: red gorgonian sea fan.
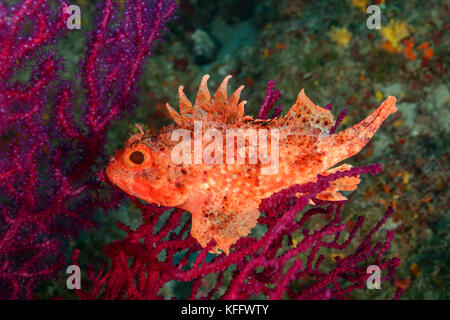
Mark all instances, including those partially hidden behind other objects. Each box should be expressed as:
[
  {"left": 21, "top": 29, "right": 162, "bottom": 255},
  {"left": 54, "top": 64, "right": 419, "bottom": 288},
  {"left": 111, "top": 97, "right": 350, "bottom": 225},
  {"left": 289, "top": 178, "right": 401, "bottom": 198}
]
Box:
[
  {"left": 0, "top": 0, "right": 176, "bottom": 299},
  {"left": 74, "top": 82, "right": 402, "bottom": 300}
]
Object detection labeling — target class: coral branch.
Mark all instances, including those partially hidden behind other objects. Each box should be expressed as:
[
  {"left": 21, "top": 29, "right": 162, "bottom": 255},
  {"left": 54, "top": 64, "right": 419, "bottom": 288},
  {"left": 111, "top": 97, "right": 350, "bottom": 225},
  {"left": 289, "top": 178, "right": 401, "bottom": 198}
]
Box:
[{"left": 258, "top": 80, "right": 282, "bottom": 119}]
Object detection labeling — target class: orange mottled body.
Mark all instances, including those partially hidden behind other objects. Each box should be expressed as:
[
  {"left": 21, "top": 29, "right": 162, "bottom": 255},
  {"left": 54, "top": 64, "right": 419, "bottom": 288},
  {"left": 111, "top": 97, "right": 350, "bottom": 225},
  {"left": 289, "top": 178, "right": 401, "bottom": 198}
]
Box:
[{"left": 107, "top": 75, "right": 397, "bottom": 254}]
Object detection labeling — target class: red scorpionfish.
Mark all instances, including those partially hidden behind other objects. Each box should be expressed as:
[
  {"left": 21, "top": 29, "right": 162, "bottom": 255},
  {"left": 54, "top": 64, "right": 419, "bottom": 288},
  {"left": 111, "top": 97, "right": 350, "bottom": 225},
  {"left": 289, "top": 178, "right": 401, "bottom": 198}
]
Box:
[{"left": 107, "top": 75, "right": 397, "bottom": 254}]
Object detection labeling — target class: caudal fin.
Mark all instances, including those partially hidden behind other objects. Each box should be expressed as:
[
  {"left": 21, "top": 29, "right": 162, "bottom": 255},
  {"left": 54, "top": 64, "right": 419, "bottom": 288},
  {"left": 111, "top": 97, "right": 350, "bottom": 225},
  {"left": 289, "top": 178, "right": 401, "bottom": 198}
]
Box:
[{"left": 318, "top": 96, "right": 397, "bottom": 168}]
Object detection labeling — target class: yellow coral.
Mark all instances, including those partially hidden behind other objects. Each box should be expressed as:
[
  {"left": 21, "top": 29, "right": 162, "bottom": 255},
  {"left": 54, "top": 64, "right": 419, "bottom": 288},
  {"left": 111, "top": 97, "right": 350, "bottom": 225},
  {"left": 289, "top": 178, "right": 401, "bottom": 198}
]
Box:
[
  {"left": 331, "top": 252, "right": 345, "bottom": 262},
  {"left": 352, "top": 0, "right": 367, "bottom": 12},
  {"left": 380, "top": 20, "right": 409, "bottom": 52},
  {"left": 375, "top": 90, "right": 384, "bottom": 102},
  {"left": 328, "top": 27, "right": 352, "bottom": 47}
]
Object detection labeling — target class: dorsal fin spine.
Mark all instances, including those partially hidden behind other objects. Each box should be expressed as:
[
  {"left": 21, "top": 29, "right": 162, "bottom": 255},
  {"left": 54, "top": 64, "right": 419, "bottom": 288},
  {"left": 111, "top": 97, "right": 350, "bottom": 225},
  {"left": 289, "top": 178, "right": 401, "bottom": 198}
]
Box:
[{"left": 166, "top": 75, "right": 247, "bottom": 128}]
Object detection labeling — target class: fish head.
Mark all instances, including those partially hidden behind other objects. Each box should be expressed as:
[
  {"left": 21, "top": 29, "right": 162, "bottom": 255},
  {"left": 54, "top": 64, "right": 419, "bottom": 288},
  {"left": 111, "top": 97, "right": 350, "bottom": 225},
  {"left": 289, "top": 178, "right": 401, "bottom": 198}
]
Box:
[{"left": 106, "top": 130, "right": 192, "bottom": 207}]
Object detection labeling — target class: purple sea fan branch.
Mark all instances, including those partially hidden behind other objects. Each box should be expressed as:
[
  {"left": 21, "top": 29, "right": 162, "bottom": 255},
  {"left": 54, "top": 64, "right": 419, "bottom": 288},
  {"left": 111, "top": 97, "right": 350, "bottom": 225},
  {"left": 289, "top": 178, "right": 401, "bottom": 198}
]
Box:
[
  {"left": 0, "top": 0, "right": 69, "bottom": 78},
  {"left": 82, "top": 0, "right": 177, "bottom": 133},
  {"left": 70, "top": 0, "right": 177, "bottom": 180},
  {"left": 330, "top": 108, "right": 348, "bottom": 134},
  {"left": 0, "top": 0, "right": 177, "bottom": 299},
  {"left": 258, "top": 80, "right": 282, "bottom": 119}
]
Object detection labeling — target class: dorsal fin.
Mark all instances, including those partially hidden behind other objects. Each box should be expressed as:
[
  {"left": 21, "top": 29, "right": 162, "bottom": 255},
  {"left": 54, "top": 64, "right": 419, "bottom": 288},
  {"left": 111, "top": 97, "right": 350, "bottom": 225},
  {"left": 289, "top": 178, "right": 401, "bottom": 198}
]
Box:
[
  {"left": 166, "top": 75, "right": 247, "bottom": 128},
  {"left": 241, "top": 117, "right": 275, "bottom": 127},
  {"left": 276, "top": 89, "right": 335, "bottom": 135}
]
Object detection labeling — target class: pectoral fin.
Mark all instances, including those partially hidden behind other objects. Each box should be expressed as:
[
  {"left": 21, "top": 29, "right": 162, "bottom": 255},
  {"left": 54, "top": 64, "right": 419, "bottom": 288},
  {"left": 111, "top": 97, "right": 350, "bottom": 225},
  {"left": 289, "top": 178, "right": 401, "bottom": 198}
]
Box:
[{"left": 182, "top": 193, "right": 260, "bottom": 254}]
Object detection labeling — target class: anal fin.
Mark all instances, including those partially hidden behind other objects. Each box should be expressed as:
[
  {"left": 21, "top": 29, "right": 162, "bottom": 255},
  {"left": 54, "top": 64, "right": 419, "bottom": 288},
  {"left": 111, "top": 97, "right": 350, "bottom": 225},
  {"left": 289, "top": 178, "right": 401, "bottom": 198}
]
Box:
[{"left": 315, "top": 164, "right": 360, "bottom": 201}]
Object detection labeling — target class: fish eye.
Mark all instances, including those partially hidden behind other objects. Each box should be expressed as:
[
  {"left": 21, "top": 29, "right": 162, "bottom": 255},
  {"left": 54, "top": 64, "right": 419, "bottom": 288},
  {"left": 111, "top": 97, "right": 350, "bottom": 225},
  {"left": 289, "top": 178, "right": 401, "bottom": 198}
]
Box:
[
  {"left": 129, "top": 151, "right": 144, "bottom": 164},
  {"left": 124, "top": 145, "right": 152, "bottom": 169}
]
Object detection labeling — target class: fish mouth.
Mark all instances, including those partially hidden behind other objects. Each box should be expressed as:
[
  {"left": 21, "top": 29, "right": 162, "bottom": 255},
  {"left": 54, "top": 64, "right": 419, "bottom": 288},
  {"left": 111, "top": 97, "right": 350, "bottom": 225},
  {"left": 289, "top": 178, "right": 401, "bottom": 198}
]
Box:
[
  {"left": 105, "top": 163, "right": 117, "bottom": 186},
  {"left": 105, "top": 156, "right": 123, "bottom": 187},
  {"left": 105, "top": 163, "right": 150, "bottom": 201}
]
